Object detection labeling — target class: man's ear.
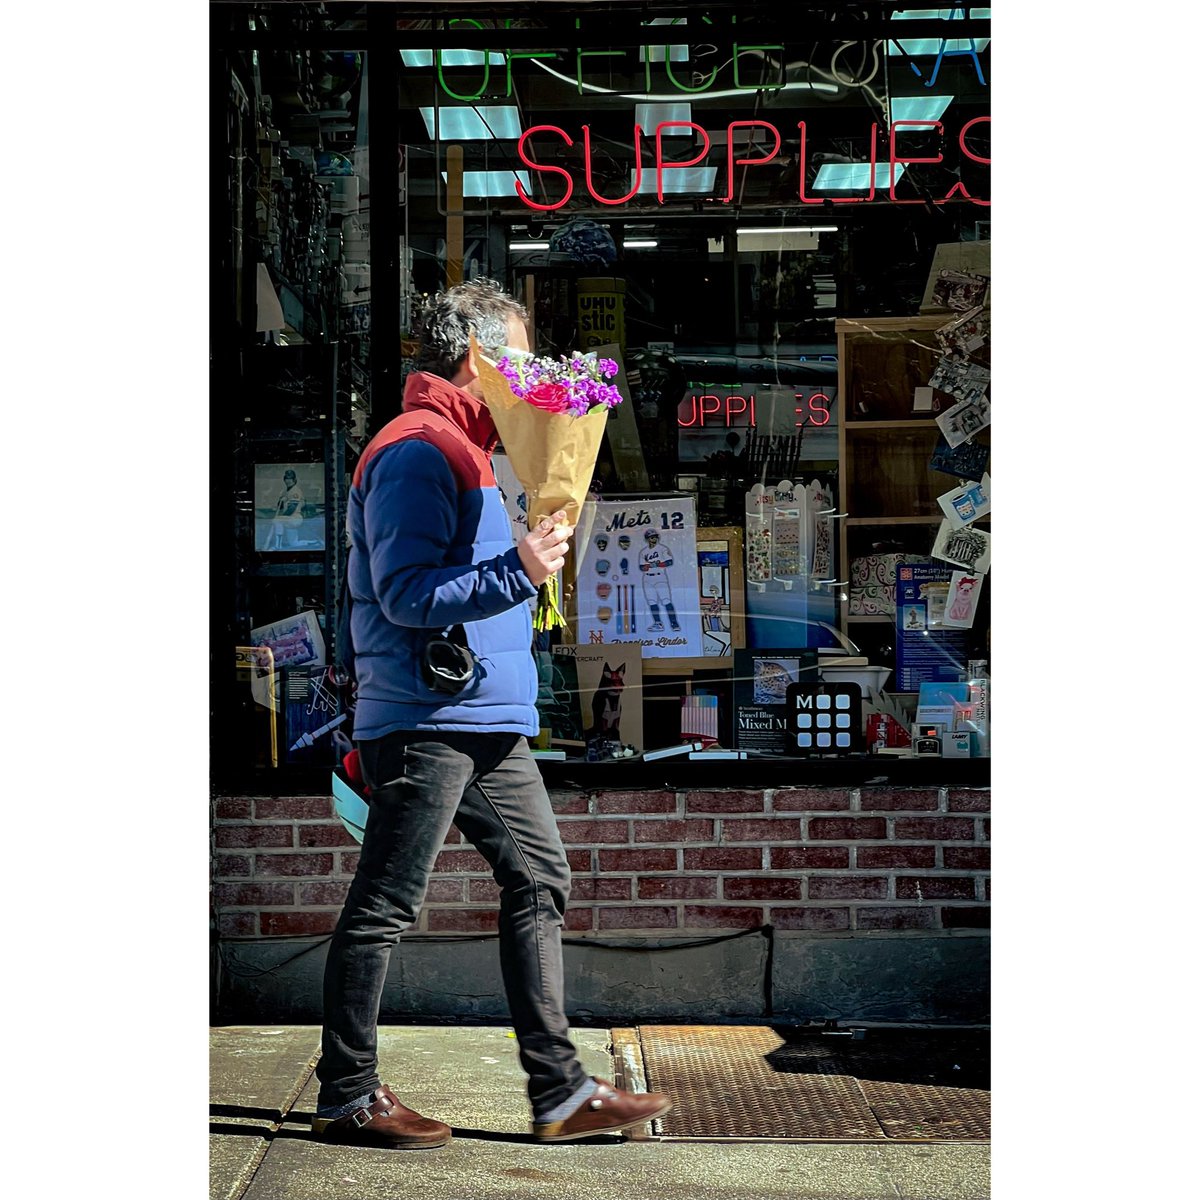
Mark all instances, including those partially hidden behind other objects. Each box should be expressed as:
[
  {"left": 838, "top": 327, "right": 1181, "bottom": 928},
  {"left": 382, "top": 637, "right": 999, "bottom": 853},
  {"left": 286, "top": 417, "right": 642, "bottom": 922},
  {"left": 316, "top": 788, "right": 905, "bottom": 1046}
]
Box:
[{"left": 450, "top": 346, "right": 480, "bottom": 390}]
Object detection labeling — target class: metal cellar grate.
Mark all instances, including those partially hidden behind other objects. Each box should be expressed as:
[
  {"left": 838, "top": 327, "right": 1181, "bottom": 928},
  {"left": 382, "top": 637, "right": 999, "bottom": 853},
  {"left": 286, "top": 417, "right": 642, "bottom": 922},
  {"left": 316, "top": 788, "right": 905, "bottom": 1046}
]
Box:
[{"left": 631, "top": 1025, "right": 990, "bottom": 1143}]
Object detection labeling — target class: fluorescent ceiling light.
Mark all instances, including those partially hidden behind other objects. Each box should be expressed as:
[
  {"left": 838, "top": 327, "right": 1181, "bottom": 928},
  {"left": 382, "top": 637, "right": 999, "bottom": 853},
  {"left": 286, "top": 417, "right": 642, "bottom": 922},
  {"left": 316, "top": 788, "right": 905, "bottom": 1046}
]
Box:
[
  {"left": 441, "top": 170, "right": 530, "bottom": 197},
  {"left": 419, "top": 106, "right": 521, "bottom": 140},
  {"left": 401, "top": 49, "right": 508, "bottom": 68},
  {"left": 887, "top": 8, "right": 990, "bottom": 56},
  {"left": 738, "top": 231, "right": 825, "bottom": 253},
  {"left": 511, "top": 241, "right": 551, "bottom": 250},
  {"left": 736, "top": 226, "right": 838, "bottom": 234},
  {"left": 812, "top": 163, "right": 906, "bottom": 190},
  {"left": 635, "top": 103, "right": 693, "bottom": 132},
  {"left": 889, "top": 95, "right": 955, "bottom": 123},
  {"left": 638, "top": 17, "right": 689, "bottom": 61},
  {"left": 632, "top": 166, "right": 718, "bottom": 195},
  {"left": 623, "top": 240, "right": 658, "bottom": 248}
]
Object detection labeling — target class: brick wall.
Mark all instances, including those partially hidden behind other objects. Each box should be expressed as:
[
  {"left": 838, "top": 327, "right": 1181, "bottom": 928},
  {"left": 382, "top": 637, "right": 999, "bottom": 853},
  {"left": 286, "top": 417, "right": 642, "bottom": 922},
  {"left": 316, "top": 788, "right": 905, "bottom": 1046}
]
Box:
[{"left": 211, "top": 787, "right": 990, "bottom": 939}]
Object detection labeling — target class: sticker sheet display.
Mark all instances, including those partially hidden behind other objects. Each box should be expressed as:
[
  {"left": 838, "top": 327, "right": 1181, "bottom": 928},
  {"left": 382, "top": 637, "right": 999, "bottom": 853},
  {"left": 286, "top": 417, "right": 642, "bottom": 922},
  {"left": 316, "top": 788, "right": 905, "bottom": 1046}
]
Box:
[
  {"left": 935, "top": 393, "right": 992, "bottom": 449},
  {"left": 928, "top": 356, "right": 990, "bottom": 407},
  {"left": 931, "top": 269, "right": 990, "bottom": 312},
  {"left": 932, "top": 519, "right": 991, "bottom": 576},
  {"left": 937, "top": 473, "right": 992, "bottom": 529},
  {"left": 575, "top": 498, "right": 703, "bottom": 658},
  {"left": 929, "top": 434, "right": 990, "bottom": 481},
  {"left": 942, "top": 570, "right": 985, "bottom": 629},
  {"left": 935, "top": 305, "right": 990, "bottom": 356}
]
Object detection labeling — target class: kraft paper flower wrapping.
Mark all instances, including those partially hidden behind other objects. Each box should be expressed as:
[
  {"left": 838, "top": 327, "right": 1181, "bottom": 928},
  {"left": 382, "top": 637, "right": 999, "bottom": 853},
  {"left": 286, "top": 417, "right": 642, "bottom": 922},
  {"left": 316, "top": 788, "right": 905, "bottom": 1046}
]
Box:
[{"left": 471, "top": 335, "right": 612, "bottom": 629}]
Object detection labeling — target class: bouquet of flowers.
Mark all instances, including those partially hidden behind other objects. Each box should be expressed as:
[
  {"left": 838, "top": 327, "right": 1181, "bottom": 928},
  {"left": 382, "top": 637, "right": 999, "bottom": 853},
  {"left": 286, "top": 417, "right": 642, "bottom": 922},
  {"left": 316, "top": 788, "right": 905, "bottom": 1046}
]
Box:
[{"left": 471, "top": 336, "right": 623, "bottom": 631}]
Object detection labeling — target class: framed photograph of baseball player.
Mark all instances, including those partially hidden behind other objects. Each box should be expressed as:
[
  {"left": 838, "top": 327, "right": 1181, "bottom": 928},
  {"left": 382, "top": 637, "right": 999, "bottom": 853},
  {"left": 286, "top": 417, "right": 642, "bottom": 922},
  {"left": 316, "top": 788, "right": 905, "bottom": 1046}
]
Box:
[{"left": 574, "top": 497, "right": 704, "bottom": 658}]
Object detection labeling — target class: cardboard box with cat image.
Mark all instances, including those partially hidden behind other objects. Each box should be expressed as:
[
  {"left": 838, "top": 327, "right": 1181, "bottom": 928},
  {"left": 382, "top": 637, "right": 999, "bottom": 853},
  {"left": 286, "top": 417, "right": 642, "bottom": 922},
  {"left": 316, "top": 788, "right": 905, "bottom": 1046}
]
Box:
[{"left": 552, "top": 644, "right": 643, "bottom": 761}]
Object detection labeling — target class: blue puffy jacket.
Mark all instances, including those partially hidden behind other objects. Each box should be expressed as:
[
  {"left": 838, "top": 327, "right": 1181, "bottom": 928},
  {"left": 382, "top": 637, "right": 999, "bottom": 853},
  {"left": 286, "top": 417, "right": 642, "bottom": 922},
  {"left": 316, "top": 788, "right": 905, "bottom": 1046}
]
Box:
[{"left": 347, "top": 371, "right": 539, "bottom": 739}]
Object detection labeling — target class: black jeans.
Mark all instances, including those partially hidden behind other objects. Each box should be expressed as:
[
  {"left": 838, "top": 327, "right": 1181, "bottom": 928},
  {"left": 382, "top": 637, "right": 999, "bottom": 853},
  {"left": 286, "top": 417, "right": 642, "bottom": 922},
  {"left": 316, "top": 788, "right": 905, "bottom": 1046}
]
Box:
[{"left": 316, "top": 730, "right": 589, "bottom": 1119}]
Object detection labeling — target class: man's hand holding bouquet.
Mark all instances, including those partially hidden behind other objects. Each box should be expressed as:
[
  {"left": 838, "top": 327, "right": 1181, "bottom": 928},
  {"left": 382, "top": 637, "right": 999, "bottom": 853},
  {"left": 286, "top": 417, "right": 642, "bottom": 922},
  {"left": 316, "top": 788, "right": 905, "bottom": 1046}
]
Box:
[{"left": 470, "top": 335, "right": 624, "bottom": 631}]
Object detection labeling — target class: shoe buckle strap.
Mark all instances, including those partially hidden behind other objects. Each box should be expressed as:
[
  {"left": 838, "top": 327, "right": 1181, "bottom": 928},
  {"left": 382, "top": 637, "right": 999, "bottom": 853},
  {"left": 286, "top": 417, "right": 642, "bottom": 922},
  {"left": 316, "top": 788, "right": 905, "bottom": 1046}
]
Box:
[{"left": 350, "top": 1094, "right": 394, "bottom": 1128}]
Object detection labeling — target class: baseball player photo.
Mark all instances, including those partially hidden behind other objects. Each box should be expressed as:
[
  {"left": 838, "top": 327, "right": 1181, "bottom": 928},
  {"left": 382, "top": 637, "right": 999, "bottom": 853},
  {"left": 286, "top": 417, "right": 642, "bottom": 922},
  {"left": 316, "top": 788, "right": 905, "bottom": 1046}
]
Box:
[{"left": 638, "top": 529, "right": 681, "bottom": 632}]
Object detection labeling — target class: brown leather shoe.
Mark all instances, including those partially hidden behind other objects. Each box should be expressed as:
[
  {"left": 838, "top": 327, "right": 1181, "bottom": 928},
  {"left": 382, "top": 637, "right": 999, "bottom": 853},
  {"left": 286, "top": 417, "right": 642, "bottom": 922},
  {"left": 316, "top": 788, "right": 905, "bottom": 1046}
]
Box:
[
  {"left": 531, "top": 1077, "right": 672, "bottom": 1142},
  {"left": 311, "top": 1086, "right": 451, "bottom": 1150}
]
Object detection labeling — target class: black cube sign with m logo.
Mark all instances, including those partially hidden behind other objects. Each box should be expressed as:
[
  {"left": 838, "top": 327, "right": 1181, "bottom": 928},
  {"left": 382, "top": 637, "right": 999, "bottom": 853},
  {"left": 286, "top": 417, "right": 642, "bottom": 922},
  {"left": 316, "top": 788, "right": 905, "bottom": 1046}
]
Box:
[{"left": 784, "top": 682, "right": 863, "bottom": 756}]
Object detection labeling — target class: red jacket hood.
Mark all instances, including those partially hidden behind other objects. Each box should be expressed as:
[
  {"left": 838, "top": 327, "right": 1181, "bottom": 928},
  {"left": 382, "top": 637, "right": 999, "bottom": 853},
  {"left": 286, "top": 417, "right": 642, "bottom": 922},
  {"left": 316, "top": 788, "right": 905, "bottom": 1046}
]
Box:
[{"left": 401, "top": 371, "right": 499, "bottom": 455}]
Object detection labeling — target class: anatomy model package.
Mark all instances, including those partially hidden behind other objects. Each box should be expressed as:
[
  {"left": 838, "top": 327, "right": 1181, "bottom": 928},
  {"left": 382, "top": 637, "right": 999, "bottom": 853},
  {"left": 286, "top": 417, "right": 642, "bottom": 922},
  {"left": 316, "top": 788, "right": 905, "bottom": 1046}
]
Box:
[{"left": 574, "top": 498, "right": 703, "bottom": 658}]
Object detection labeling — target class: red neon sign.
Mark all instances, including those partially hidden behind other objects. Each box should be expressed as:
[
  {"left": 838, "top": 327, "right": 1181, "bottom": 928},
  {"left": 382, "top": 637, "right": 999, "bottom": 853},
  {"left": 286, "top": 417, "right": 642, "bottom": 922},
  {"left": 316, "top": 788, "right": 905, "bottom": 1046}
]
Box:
[
  {"left": 514, "top": 117, "right": 990, "bottom": 211},
  {"left": 677, "top": 392, "right": 831, "bottom": 428}
]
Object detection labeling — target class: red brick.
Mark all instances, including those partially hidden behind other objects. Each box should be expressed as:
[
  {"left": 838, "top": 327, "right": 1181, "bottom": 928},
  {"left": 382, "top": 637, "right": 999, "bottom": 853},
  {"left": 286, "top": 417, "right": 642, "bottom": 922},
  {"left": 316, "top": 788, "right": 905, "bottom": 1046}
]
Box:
[
  {"left": 549, "top": 791, "right": 590, "bottom": 814},
  {"left": 943, "top": 847, "right": 990, "bottom": 870},
  {"left": 423, "top": 879, "right": 466, "bottom": 903},
  {"left": 253, "top": 853, "right": 334, "bottom": 878},
  {"left": 215, "top": 882, "right": 295, "bottom": 907},
  {"left": 859, "top": 788, "right": 938, "bottom": 812},
  {"left": 857, "top": 846, "right": 936, "bottom": 869},
  {"left": 808, "top": 817, "right": 886, "bottom": 840},
  {"left": 855, "top": 906, "right": 937, "bottom": 931},
  {"left": 443, "top": 826, "right": 464, "bottom": 844},
  {"left": 467, "top": 879, "right": 502, "bottom": 902},
  {"left": 214, "top": 854, "right": 251, "bottom": 878},
  {"left": 684, "top": 791, "right": 764, "bottom": 814},
  {"left": 216, "top": 824, "right": 293, "bottom": 848},
  {"left": 254, "top": 796, "right": 333, "bottom": 821},
  {"left": 261, "top": 911, "right": 339, "bottom": 937},
  {"left": 948, "top": 789, "right": 991, "bottom": 813},
  {"left": 684, "top": 847, "right": 760, "bottom": 871},
  {"left": 895, "top": 875, "right": 976, "bottom": 900},
  {"left": 298, "top": 822, "right": 359, "bottom": 848},
  {"left": 723, "top": 877, "right": 804, "bottom": 901},
  {"left": 772, "top": 788, "right": 851, "bottom": 812},
  {"left": 428, "top": 909, "right": 499, "bottom": 933},
  {"left": 893, "top": 817, "right": 975, "bottom": 841},
  {"left": 570, "top": 877, "right": 632, "bottom": 901},
  {"left": 770, "top": 906, "right": 850, "bottom": 931},
  {"left": 771, "top": 847, "right": 848, "bottom": 870},
  {"left": 601, "top": 848, "right": 678, "bottom": 872},
  {"left": 943, "top": 906, "right": 991, "bottom": 928},
  {"left": 566, "top": 850, "right": 592, "bottom": 872},
  {"left": 338, "top": 852, "right": 360, "bottom": 876},
  {"left": 598, "top": 790, "right": 677, "bottom": 814},
  {"left": 218, "top": 912, "right": 256, "bottom": 937},
  {"left": 559, "top": 819, "right": 631, "bottom": 844},
  {"left": 633, "top": 819, "right": 714, "bottom": 844},
  {"left": 298, "top": 881, "right": 351, "bottom": 906},
  {"left": 808, "top": 876, "right": 888, "bottom": 900},
  {"left": 720, "top": 819, "right": 804, "bottom": 844},
  {"left": 565, "top": 907, "right": 594, "bottom": 931},
  {"left": 682, "top": 905, "right": 763, "bottom": 929},
  {"left": 214, "top": 798, "right": 252, "bottom": 820},
  {"left": 638, "top": 876, "right": 717, "bottom": 900},
  {"left": 434, "top": 849, "right": 491, "bottom": 873},
  {"left": 599, "top": 906, "right": 678, "bottom": 930}
]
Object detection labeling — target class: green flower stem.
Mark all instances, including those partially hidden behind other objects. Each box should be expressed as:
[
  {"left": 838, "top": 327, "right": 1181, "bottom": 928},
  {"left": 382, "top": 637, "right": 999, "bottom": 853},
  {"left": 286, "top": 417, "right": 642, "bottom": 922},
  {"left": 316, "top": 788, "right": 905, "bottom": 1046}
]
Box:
[{"left": 534, "top": 574, "right": 567, "bottom": 633}]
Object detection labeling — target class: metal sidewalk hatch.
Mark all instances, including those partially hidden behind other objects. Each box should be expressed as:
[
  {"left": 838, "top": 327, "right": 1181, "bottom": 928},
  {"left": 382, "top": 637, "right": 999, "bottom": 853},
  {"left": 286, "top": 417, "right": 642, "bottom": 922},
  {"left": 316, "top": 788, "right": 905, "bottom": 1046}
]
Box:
[{"left": 614, "top": 1025, "right": 990, "bottom": 1143}]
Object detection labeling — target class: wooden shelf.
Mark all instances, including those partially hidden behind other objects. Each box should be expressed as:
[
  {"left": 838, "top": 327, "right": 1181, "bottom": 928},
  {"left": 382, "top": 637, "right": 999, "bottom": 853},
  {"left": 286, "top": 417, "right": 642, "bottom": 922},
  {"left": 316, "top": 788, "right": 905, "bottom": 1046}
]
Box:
[
  {"left": 846, "top": 515, "right": 942, "bottom": 526},
  {"left": 844, "top": 419, "right": 939, "bottom": 430}
]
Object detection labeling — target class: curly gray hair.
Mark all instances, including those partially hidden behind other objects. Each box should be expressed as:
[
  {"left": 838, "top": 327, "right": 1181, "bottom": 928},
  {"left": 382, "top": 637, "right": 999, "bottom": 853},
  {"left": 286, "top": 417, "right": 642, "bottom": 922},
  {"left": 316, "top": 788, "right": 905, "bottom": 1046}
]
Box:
[{"left": 413, "top": 278, "right": 528, "bottom": 380}]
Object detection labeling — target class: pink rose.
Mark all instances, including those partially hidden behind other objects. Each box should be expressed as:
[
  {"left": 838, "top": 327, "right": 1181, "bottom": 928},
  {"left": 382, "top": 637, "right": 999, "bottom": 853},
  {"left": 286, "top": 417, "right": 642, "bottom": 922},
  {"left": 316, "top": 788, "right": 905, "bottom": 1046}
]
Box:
[{"left": 524, "top": 381, "right": 572, "bottom": 413}]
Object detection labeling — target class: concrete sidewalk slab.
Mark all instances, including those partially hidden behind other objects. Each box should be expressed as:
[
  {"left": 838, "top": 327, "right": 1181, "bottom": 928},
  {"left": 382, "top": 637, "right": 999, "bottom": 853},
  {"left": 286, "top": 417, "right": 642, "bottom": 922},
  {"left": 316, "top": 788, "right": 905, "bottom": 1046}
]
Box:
[
  {"left": 210, "top": 1026, "right": 320, "bottom": 1200},
  {"left": 212, "top": 1025, "right": 990, "bottom": 1200}
]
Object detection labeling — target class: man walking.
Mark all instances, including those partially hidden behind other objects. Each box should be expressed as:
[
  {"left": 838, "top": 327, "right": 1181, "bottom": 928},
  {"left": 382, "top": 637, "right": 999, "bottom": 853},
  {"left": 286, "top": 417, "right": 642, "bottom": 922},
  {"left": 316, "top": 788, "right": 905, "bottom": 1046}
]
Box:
[{"left": 313, "top": 279, "right": 670, "bottom": 1150}]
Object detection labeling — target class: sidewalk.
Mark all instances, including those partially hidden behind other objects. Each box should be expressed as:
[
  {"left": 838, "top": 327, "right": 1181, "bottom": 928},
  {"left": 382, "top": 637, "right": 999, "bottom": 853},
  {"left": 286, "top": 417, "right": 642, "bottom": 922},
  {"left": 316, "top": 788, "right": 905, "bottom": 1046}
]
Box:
[{"left": 211, "top": 1025, "right": 990, "bottom": 1200}]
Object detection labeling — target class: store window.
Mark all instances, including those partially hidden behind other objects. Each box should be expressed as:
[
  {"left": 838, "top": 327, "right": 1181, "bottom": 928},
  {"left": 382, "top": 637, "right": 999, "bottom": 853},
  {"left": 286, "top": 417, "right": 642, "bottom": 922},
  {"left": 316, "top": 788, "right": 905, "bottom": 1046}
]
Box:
[{"left": 212, "top": 3, "right": 990, "bottom": 790}]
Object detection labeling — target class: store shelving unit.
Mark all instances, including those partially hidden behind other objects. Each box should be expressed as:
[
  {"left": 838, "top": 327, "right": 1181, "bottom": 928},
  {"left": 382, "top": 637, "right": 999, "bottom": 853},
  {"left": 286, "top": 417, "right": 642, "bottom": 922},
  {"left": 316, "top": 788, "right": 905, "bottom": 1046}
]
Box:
[{"left": 834, "top": 315, "right": 990, "bottom": 636}]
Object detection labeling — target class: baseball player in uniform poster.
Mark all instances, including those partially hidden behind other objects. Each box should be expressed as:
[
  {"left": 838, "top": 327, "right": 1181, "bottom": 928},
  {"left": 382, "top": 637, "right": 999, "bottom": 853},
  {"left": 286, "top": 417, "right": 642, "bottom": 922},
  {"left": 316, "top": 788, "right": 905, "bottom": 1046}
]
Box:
[{"left": 639, "top": 529, "right": 681, "bottom": 632}]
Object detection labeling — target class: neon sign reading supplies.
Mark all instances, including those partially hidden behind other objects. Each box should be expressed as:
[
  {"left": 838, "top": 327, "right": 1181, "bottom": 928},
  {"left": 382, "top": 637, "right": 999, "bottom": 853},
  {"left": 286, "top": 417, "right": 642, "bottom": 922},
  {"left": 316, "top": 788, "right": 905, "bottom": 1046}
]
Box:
[{"left": 514, "top": 118, "right": 990, "bottom": 211}]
